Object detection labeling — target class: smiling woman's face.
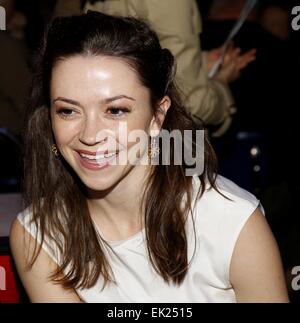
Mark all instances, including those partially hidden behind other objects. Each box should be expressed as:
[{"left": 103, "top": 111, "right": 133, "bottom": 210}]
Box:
[{"left": 50, "top": 55, "right": 169, "bottom": 191}]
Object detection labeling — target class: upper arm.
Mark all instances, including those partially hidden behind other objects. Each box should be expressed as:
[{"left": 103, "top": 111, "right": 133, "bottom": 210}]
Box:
[
  {"left": 145, "top": 0, "right": 202, "bottom": 75},
  {"left": 144, "top": 0, "right": 232, "bottom": 125},
  {"left": 230, "top": 208, "right": 289, "bottom": 303},
  {"left": 10, "top": 218, "right": 83, "bottom": 303}
]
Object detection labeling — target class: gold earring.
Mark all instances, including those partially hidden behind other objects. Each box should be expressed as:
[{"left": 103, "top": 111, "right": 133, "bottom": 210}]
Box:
[
  {"left": 149, "top": 137, "right": 160, "bottom": 158},
  {"left": 51, "top": 144, "right": 59, "bottom": 157}
]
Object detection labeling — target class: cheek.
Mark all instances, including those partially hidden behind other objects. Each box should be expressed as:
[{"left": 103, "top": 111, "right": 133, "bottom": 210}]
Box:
[
  {"left": 127, "top": 105, "right": 152, "bottom": 133},
  {"left": 121, "top": 113, "right": 152, "bottom": 148},
  {"left": 51, "top": 115, "right": 81, "bottom": 147}
]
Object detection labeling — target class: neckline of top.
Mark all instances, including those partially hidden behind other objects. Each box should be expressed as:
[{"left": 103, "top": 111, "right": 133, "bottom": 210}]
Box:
[
  {"left": 103, "top": 227, "right": 146, "bottom": 247},
  {"left": 92, "top": 175, "right": 201, "bottom": 248}
]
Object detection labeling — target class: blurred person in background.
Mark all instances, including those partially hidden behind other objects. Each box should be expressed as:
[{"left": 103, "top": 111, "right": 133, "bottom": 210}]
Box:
[
  {"left": 202, "top": 0, "right": 297, "bottom": 183},
  {"left": 203, "top": 0, "right": 297, "bottom": 139},
  {"left": 54, "top": 0, "right": 256, "bottom": 137},
  {"left": 0, "top": 0, "right": 30, "bottom": 135},
  {"left": 258, "top": 1, "right": 290, "bottom": 41},
  {"left": 202, "top": 0, "right": 300, "bottom": 298}
]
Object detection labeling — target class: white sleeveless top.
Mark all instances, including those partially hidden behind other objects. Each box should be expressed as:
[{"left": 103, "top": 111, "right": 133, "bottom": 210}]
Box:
[{"left": 17, "top": 175, "right": 262, "bottom": 303}]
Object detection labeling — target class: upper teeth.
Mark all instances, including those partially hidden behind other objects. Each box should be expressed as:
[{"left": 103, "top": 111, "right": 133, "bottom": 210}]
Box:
[{"left": 80, "top": 152, "right": 116, "bottom": 160}]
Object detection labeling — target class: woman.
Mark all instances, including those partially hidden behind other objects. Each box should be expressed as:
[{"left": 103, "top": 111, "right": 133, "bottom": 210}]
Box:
[
  {"left": 54, "top": 0, "right": 256, "bottom": 137},
  {"left": 10, "top": 11, "right": 288, "bottom": 303}
]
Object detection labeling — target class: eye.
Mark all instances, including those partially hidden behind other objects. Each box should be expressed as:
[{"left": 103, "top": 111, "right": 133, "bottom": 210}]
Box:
[
  {"left": 106, "top": 107, "right": 130, "bottom": 117},
  {"left": 56, "top": 108, "right": 77, "bottom": 119}
]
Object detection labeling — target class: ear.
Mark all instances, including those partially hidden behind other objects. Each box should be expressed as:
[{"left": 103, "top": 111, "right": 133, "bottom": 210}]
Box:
[{"left": 149, "top": 95, "right": 171, "bottom": 135}]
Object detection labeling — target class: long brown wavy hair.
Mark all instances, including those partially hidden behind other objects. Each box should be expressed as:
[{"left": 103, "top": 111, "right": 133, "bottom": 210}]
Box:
[{"left": 23, "top": 11, "right": 218, "bottom": 290}]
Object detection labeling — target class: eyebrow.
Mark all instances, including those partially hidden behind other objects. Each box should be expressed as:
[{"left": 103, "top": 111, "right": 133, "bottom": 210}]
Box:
[{"left": 52, "top": 95, "right": 135, "bottom": 106}]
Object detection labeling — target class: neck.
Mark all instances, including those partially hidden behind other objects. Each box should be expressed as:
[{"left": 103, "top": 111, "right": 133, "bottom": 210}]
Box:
[{"left": 86, "top": 165, "right": 151, "bottom": 239}]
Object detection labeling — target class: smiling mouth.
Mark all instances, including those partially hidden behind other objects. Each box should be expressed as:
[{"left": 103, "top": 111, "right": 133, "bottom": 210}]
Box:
[
  {"left": 79, "top": 151, "right": 118, "bottom": 161},
  {"left": 74, "top": 149, "right": 120, "bottom": 169}
]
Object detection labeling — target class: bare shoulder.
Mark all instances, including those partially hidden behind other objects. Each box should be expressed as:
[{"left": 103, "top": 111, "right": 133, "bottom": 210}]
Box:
[
  {"left": 229, "top": 207, "right": 289, "bottom": 303},
  {"left": 10, "top": 218, "right": 83, "bottom": 303}
]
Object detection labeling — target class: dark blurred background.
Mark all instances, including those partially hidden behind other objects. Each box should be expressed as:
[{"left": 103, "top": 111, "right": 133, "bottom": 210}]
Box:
[
  {"left": 199, "top": 0, "right": 300, "bottom": 302},
  {"left": 0, "top": 0, "right": 300, "bottom": 302}
]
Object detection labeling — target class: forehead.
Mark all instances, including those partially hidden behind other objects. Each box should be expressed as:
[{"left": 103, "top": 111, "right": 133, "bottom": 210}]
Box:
[{"left": 50, "top": 55, "right": 147, "bottom": 101}]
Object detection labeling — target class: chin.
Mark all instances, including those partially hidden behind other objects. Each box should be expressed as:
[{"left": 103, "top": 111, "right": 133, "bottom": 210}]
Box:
[
  {"left": 78, "top": 173, "right": 117, "bottom": 192},
  {"left": 78, "top": 166, "right": 132, "bottom": 193}
]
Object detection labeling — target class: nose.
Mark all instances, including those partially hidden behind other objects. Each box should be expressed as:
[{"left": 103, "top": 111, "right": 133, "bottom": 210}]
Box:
[{"left": 79, "top": 114, "right": 105, "bottom": 146}]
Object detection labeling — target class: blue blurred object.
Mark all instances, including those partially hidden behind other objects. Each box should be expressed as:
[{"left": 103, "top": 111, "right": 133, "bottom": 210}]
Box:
[{"left": 213, "top": 131, "right": 269, "bottom": 197}]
